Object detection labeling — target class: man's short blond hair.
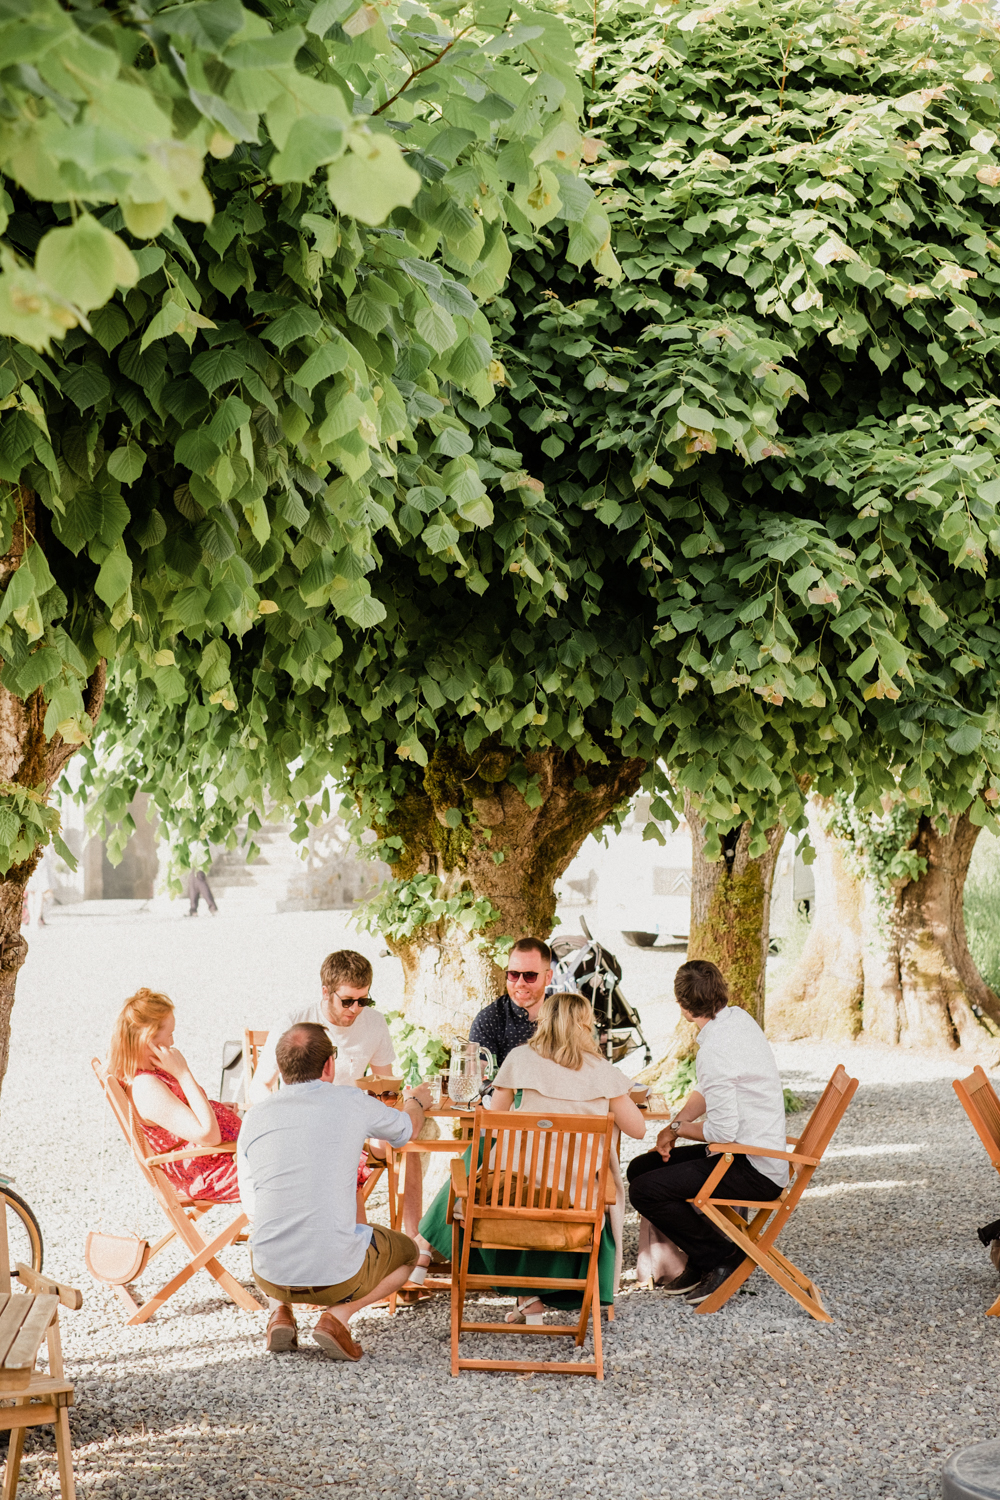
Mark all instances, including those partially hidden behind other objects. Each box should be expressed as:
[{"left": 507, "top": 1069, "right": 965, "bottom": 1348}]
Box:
[{"left": 320, "top": 949, "right": 373, "bottom": 992}]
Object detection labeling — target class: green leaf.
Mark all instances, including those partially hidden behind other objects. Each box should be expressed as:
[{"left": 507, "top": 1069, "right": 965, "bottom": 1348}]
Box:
[
  {"left": 175, "top": 428, "right": 222, "bottom": 475},
  {"left": 190, "top": 348, "right": 247, "bottom": 393},
  {"left": 107, "top": 443, "right": 146, "bottom": 485},
  {"left": 208, "top": 396, "right": 252, "bottom": 448},
  {"left": 94, "top": 543, "right": 133, "bottom": 607},
  {"left": 414, "top": 303, "right": 457, "bottom": 355},
  {"left": 271, "top": 118, "right": 348, "bottom": 184},
  {"left": 343, "top": 590, "right": 387, "bottom": 628},
  {"left": 35, "top": 216, "right": 138, "bottom": 312},
  {"left": 946, "top": 725, "right": 982, "bottom": 755},
  {"left": 264, "top": 306, "right": 323, "bottom": 352},
  {"left": 89, "top": 304, "right": 130, "bottom": 355},
  {"left": 326, "top": 132, "right": 421, "bottom": 226},
  {"left": 296, "top": 340, "right": 349, "bottom": 390},
  {"left": 61, "top": 364, "right": 110, "bottom": 412}
]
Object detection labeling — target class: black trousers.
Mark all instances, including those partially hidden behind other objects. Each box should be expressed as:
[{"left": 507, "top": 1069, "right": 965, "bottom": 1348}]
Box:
[{"left": 627, "top": 1145, "right": 782, "bottom": 1274}]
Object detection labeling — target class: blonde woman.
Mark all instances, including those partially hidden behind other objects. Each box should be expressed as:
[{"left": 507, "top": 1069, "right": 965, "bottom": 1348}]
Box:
[
  {"left": 107, "top": 988, "right": 241, "bottom": 1203},
  {"left": 488, "top": 989, "right": 646, "bottom": 1320},
  {"left": 417, "top": 990, "right": 646, "bottom": 1318}
]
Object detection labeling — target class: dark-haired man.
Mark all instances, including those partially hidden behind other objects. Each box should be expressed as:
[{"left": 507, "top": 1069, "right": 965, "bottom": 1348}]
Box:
[
  {"left": 237, "top": 1022, "right": 429, "bottom": 1360},
  {"left": 627, "top": 959, "right": 788, "bottom": 1306},
  {"left": 470, "top": 936, "right": 554, "bottom": 1067}
]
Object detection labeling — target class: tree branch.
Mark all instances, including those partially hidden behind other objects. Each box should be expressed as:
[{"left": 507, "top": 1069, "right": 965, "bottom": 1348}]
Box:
[{"left": 374, "top": 26, "right": 475, "bottom": 116}]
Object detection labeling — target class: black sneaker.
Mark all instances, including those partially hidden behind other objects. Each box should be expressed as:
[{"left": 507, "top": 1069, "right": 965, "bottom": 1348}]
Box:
[
  {"left": 660, "top": 1269, "right": 702, "bottom": 1297},
  {"left": 684, "top": 1258, "right": 741, "bottom": 1306}
]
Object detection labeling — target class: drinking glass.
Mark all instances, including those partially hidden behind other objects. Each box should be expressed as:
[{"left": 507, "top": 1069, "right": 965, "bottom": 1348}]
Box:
[{"left": 424, "top": 1074, "right": 443, "bottom": 1108}]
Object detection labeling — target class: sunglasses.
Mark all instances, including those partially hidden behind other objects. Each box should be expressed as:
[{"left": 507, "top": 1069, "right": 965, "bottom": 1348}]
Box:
[
  {"left": 507, "top": 969, "right": 539, "bottom": 984},
  {"left": 373, "top": 1089, "right": 400, "bottom": 1102},
  {"left": 334, "top": 993, "right": 375, "bottom": 1009}
]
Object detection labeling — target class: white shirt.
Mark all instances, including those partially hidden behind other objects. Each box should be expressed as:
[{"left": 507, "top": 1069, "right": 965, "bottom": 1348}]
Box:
[
  {"left": 237, "top": 1081, "right": 412, "bottom": 1286},
  {"left": 695, "top": 1007, "right": 789, "bottom": 1188},
  {"left": 249, "top": 1003, "right": 395, "bottom": 1101}
]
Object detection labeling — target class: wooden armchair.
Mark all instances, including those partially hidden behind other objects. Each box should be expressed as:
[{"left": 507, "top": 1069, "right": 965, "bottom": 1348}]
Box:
[
  {"left": 449, "top": 1108, "right": 616, "bottom": 1379},
  {"left": 0, "top": 1192, "right": 82, "bottom": 1499},
  {"left": 954, "top": 1064, "right": 1000, "bottom": 1316},
  {"left": 690, "top": 1064, "right": 860, "bottom": 1321},
  {"left": 241, "top": 1029, "right": 269, "bottom": 1109},
  {"left": 91, "top": 1059, "right": 261, "bottom": 1325}
]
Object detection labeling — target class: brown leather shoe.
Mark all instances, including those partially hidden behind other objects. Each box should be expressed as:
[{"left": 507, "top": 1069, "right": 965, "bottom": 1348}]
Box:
[
  {"left": 312, "top": 1311, "right": 363, "bottom": 1361},
  {"left": 266, "top": 1304, "right": 298, "bottom": 1353}
]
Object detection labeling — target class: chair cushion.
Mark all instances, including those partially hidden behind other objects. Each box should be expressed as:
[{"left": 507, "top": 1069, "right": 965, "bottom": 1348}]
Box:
[{"left": 471, "top": 1217, "right": 594, "bottom": 1251}]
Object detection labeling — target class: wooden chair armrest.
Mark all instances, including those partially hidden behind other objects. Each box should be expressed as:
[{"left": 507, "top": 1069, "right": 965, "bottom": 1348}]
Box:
[
  {"left": 450, "top": 1158, "right": 469, "bottom": 1197},
  {"left": 16, "top": 1263, "right": 83, "bottom": 1311},
  {"left": 145, "top": 1141, "right": 237, "bottom": 1167},
  {"left": 707, "top": 1141, "right": 819, "bottom": 1166}
]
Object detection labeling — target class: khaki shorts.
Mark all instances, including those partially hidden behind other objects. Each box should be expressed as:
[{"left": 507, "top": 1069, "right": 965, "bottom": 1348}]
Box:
[{"left": 253, "top": 1225, "right": 417, "bottom": 1307}]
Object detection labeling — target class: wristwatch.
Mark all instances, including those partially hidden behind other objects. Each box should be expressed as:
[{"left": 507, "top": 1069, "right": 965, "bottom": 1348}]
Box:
[{"left": 669, "top": 1118, "right": 684, "bottom": 1135}]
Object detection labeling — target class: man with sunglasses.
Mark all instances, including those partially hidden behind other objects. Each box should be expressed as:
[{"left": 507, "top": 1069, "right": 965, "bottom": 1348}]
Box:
[
  {"left": 469, "top": 937, "right": 554, "bottom": 1069},
  {"left": 248, "top": 949, "right": 396, "bottom": 1105},
  {"left": 248, "top": 950, "right": 436, "bottom": 1242}
]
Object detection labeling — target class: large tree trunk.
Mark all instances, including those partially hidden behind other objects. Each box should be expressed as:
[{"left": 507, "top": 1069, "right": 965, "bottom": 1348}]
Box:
[
  {"left": 767, "top": 798, "right": 864, "bottom": 1043},
  {"left": 638, "top": 798, "right": 784, "bottom": 1089},
  {"left": 384, "top": 743, "right": 645, "bottom": 1042},
  {"left": 685, "top": 795, "right": 785, "bottom": 1026},
  {"left": 0, "top": 493, "right": 106, "bottom": 1095},
  {"left": 891, "top": 813, "right": 1000, "bottom": 1050},
  {"left": 769, "top": 800, "right": 1000, "bottom": 1056}
]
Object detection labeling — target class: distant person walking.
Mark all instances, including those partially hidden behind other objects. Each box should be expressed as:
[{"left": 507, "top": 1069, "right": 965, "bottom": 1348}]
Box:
[
  {"left": 24, "top": 848, "right": 54, "bottom": 929},
  {"left": 186, "top": 869, "right": 217, "bottom": 917}
]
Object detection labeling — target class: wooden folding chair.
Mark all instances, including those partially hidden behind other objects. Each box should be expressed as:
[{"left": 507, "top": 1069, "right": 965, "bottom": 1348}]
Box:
[
  {"left": 449, "top": 1108, "right": 616, "bottom": 1379},
  {"left": 91, "top": 1059, "right": 261, "bottom": 1326},
  {"left": 954, "top": 1064, "right": 1000, "bottom": 1316},
  {"left": 0, "top": 1192, "right": 82, "bottom": 1499},
  {"left": 689, "top": 1064, "right": 860, "bottom": 1321},
  {"left": 242, "top": 1029, "right": 269, "bottom": 1108}
]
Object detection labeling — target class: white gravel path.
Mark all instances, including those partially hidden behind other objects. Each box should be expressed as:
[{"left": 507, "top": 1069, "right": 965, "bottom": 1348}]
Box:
[{"left": 1, "top": 900, "right": 999, "bottom": 1499}]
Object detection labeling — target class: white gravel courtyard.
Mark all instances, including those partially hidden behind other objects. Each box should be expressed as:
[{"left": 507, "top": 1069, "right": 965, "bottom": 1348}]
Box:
[{"left": 2, "top": 900, "right": 999, "bottom": 1499}]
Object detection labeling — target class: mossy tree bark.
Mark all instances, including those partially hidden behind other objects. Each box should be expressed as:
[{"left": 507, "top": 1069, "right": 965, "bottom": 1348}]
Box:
[
  {"left": 770, "top": 802, "right": 1000, "bottom": 1054},
  {"left": 685, "top": 794, "right": 785, "bottom": 1027},
  {"left": 381, "top": 741, "right": 645, "bottom": 1041},
  {"left": 640, "top": 796, "right": 785, "bottom": 1088},
  {"left": 0, "top": 495, "right": 106, "bottom": 1093}
]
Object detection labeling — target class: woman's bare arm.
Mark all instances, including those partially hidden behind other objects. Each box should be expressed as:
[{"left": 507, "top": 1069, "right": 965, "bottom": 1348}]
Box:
[
  {"left": 132, "top": 1050, "right": 222, "bottom": 1147},
  {"left": 610, "top": 1093, "right": 647, "bottom": 1139}
]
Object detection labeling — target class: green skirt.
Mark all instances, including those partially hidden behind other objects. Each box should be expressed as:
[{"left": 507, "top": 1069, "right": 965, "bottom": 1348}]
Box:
[{"left": 418, "top": 1154, "right": 616, "bottom": 1311}]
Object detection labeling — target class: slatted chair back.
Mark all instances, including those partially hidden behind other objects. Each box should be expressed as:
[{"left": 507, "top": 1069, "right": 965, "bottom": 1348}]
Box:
[
  {"left": 91, "top": 1058, "right": 259, "bottom": 1326},
  {"left": 954, "top": 1065, "right": 1000, "bottom": 1175},
  {"left": 954, "top": 1065, "right": 1000, "bottom": 1317},
  {"left": 771, "top": 1063, "right": 859, "bottom": 1216},
  {"left": 0, "top": 1194, "right": 82, "bottom": 1500},
  {"left": 471, "top": 1112, "right": 612, "bottom": 1228},
  {"left": 242, "top": 1029, "right": 269, "bottom": 1108},
  {"left": 450, "top": 1109, "right": 615, "bottom": 1379},
  {"left": 690, "top": 1064, "right": 859, "bottom": 1322}
]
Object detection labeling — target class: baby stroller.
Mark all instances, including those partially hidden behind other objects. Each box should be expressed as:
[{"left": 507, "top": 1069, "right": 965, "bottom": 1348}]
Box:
[{"left": 549, "top": 918, "right": 652, "bottom": 1066}]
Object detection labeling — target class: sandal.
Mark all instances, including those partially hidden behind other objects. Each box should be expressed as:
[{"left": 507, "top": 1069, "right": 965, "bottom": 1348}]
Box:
[{"left": 505, "top": 1299, "right": 545, "bottom": 1325}]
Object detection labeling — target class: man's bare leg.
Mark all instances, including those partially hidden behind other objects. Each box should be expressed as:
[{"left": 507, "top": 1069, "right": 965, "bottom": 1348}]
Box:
[{"left": 325, "top": 1259, "right": 417, "bottom": 1326}]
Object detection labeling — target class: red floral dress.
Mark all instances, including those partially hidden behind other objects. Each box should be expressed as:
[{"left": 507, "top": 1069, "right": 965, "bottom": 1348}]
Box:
[{"left": 133, "top": 1068, "right": 241, "bottom": 1203}]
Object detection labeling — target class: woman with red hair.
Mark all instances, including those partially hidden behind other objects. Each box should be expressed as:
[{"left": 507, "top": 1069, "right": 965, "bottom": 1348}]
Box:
[{"left": 107, "top": 988, "right": 240, "bottom": 1203}]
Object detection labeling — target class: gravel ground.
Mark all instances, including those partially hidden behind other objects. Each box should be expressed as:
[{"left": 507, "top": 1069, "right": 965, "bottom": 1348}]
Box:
[{"left": 1, "top": 900, "right": 999, "bottom": 1499}]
